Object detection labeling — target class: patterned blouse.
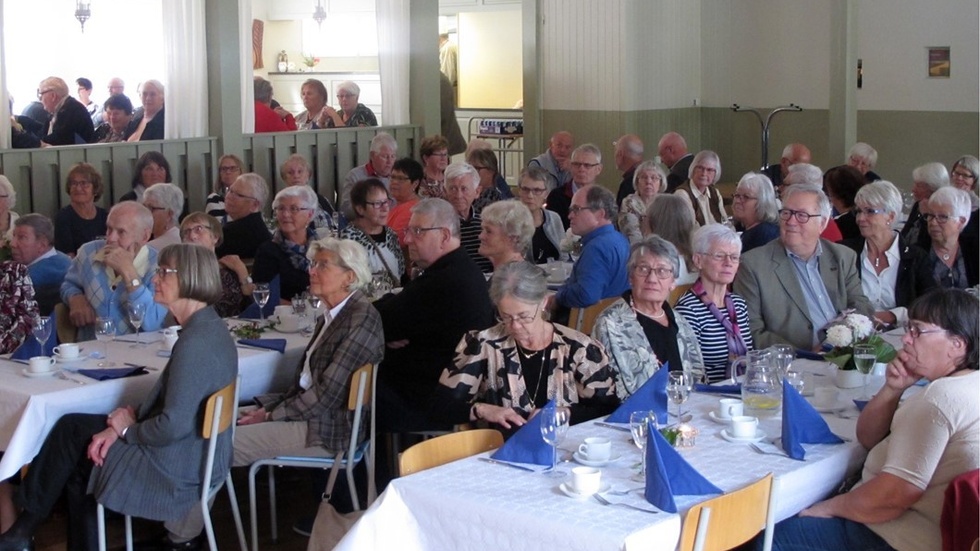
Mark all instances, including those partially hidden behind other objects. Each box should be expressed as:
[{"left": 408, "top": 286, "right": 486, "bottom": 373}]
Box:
[
  {"left": 325, "top": 103, "right": 378, "bottom": 128},
  {"left": 0, "top": 261, "right": 39, "bottom": 354},
  {"left": 339, "top": 224, "right": 405, "bottom": 290}
]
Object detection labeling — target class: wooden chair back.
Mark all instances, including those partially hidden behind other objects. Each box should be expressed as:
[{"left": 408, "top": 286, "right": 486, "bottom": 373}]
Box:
[
  {"left": 568, "top": 296, "right": 618, "bottom": 335},
  {"left": 54, "top": 303, "right": 77, "bottom": 344},
  {"left": 347, "top": 364, "right": 374, "bottom": 411},
  {"left": 399, "top": 428, "right": 503, "bottom": 476},
  {"left": 202, "top": 380, "right": 238, "bottom": 439},
  {"left": 669, "top": 283, "right": 693, "bottom": 306},
  {"left": 678, "top": 473, "right": 775, "bottom": 551}
]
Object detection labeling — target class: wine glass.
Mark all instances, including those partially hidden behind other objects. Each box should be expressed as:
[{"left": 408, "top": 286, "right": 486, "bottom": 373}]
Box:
[
  {"left": 32, "top": 315, "right": 52, "bottom": 351},
  {"left": 630, "top": 410, "right": 656, "bottom": 481},
  {"left": 126, "top": 302, "right": 146, "bottom": 348},
  {"left": 667, "top": 371, "right": 692, "bottom": 419},
  {"left": 95, "top": 317, "right": 116, "bottom": 367},
  {"left": 539, "top": 406, "right": 570, "bottom": 478},
  {"left": 852, "top": 344, "right": 877, "bottom": 399},
  {"left": 252, "top": 283, "right": 271, "bottom": 320},
  {"left": 902, "top": 191, "right": 916, "bottom": 214},
  {"left": 307, "top": 292, "right": 323, "bottom": 319}
]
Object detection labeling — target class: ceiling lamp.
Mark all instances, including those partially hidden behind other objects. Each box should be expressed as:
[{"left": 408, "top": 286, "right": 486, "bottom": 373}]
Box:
[
  {"left": 75, "top": 0, "right": 92, "bottom": 32},
  {"left": 312, "top": 1, "right": 326, "bottom": 28}
]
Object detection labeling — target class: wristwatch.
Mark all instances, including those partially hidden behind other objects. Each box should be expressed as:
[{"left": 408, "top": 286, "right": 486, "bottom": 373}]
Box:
[{"left": 129, "top": 277, "right": 141, "bottom": 288}]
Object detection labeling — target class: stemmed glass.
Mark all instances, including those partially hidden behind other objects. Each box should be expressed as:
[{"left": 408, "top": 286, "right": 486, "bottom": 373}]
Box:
[
  {"left": 630, "top": 410, "right": 656, "bottom": 481},
  {"left": 32, "top": 316, "right": 52, "bottom": 352},
  {"left": 769, "top": 344, "right": 795, "bottom": 381},
  {"left": 307, "top": 292, "right": 324, "bottom": 319},
  {"left": 252, "top": 283, "right": 271, "bottom": 321},
  {"left": 852, "top": 344, "right": 877, "bottom": 399},
  {"left": 95, "top": 317, "right": 116, "bottom": 367},
  {"left": 667, "top": 371, "right": 692, "bottom": 419},
  {"left": 126, "top": 302, "right": 146, "bottom": 348},
  {"left": 539, "top": 406, "right": 570, "bottom": 478}
]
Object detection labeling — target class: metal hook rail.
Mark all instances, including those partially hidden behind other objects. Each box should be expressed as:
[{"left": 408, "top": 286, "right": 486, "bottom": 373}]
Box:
[{"left": 731, "top": 103, "right": 803, "bottom": 169}]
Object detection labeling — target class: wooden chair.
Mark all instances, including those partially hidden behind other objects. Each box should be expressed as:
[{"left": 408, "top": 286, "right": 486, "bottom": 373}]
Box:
[
  {"left": 247, "top": 364, "right": 377, "bottom": 551},
  {"left": 669, "top": 283, "right": 693, "bottom": 306},
  {"left": 678, "top": 473, "right": 775, "bottom": 551},
  {"left": 53, "top": 303, "right": 77, "bottom": 344},
  {"left": 97, "top": 378, "right": 247, "bottom": 551},
  {"left": 568, "top": 296, "right": 618, "bottom": 335},
  {"left": 399, "top": 428, "right": 504, "bottom": 476}
]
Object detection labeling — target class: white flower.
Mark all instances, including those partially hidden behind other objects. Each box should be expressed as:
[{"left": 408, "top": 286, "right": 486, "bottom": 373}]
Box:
[
  {"left": 825, "top": 325, "right": 853, "bottom": 348},
  {"left": 559, "top": 229, "right": 581, "bottom": 253},
  {"left": 845, "top": 313, "right": 874, "bottom": 340}
]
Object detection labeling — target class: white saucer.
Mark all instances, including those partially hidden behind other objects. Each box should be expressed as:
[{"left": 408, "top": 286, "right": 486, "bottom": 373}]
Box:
[
  {"left": 558, "top": 482, "right": 610, "bottom": 500},
  {"left": 22, "top": 368, "right": 57, "bottom": 378},
  {"left": 54, "top": 355, "right": 85, "bottom": 364},
  {"left": 274, "top": 325, "right": 311, "bottom": 334},
  {"left": 572, "top": 452, "right": 621, "bottom": 467},
  {"left": 708, "top": 411, "right": 736, "bottom": 425},
  {"left": 720, "top": 428, "right": 766, "bottom": 443},
  {"left": 809, "top": 400, "right": 848, "bottom": 413},
  {"left": 157, "top": 349, "right": 172, "bottom": 358}
]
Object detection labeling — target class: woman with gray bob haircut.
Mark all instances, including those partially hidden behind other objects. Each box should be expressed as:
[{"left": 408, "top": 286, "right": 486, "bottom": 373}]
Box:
[
  {"left": 252, "top": 185, "right": 328, "bottom": 301},
  {"left": 618, "top": 161, "right": 665, "bottom": 243},
  {"left": 431, "top": 260, "right": 619, "bottom": 433},
  {"left": 0, "top": 175, "right": 18, "bottom": 245},
  {"left": 592, "top": 235, "right": 705, "bottom": 396},
  {"left": 479, "top": 200, "right": 534, "bottom": 271},
  {"left": 902, "top": 162, "right": 951, "bottom": 248},
  {"left": 306, "top": 237, "right": 373, "bottom": 292},
  {"left": 924, "top": 186, "right": 977, "bottom": 289},
  {"left": 733, "top": 172, "right": 781, "bottom": 253}
]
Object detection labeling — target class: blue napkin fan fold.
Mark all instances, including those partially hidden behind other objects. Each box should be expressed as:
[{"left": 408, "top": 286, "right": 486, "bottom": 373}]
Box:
[
  {"left": 77, "top": 366, "right": 148, "bottom": 381},
  {"left": 781, "top": 379, "right": 845, "bottom": 460},
  {"left": 644, "top": 423, "right": 723, "bottom": 513},
  {"left": 238, "top": 338, "right": 287, "bottom": 353},
  {"left": 606, "top": 362, "right": 669, "bottom": 425},
  {"left": 490, "top": 400, "right": 555, "bottom": 466}
]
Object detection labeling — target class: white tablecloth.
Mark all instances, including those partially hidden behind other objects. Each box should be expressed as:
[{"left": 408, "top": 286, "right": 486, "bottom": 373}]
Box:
[
  {"left": 336, "top": 359, "right": 887, "bottom": 551},
  {"left": 0, "top": 323, "right": 310, "bottom": 480}
]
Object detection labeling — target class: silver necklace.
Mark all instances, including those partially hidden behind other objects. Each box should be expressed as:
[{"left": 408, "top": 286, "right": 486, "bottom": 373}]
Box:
[{"left": 517, "top": 344, "right": 548, "bottom": 408}]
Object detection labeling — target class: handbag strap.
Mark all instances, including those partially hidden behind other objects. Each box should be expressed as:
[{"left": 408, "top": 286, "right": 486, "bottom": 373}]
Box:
[{"left": 364, "top": 232, "right": 400, "bottom": 283}]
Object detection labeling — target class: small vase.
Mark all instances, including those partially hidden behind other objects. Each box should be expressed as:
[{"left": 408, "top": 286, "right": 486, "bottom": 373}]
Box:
[{"left": 835, "top": 368, "right": 864, "bottom": 389}]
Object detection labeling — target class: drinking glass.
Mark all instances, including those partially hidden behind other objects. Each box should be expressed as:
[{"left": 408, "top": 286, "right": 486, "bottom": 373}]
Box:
[
  {"left": 784, "top": 369, "right": 806, "bottom": 394},
  {"left": 252, "top": 283, "right": 271, "bottom": 320},
  {"left": 902, "top": 192, "right": 916, "bottom": 214},
  {"left": 667, "top": 371, "right": 692, "bottom": 419},
  {"left": 126, "top": 302, "right": 146, "bottom": 348},
  {"left": 291, "top": 296, "right": 308, "bottom": 318},
  {"left": 630, "top": 410, "right": 656, "bottom": 481},
  {"left": 853, "top": 344, "right": 877, "bottom": 399},
  {"left": 32, "top": 315, "right": 52, "bottom": 350},
  {"left": 769, "top": 344, "right": 795, "bottom": 380},
  {"left": 95, "top": 317, "right": 116, "bottom": 367},
  {"left": 539, "top": 406, "right": 570, "bottom": 478}
]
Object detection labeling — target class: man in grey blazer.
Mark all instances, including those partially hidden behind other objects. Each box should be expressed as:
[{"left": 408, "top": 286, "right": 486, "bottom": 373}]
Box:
[{"left": 734, "top": 183, "right": 874, "bottom": 350}]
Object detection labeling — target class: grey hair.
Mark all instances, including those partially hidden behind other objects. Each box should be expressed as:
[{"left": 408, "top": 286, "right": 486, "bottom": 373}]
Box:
[
  {"left": 912, "top": 162, "right": 950, "bottom": 192},
  {"left": 370, "top": 132, "right": 397, "bottom": 154},
  {"left": 629, "top": 235, "right": 681, "bottom": 279},
  {"left": 632, "top": 161, "right": 667, "bottom": 193},
  {"left": 736, "top": 172, "right": 779, "bottom": 224},
  {"left": 444, "top": 162, "right": 480, "bottom": 189},
  {"left": 480, "top": 200, "right": 533, "bottom": 254},
  {"left": 337, "top": 80, "right": 360, "bottom": 98},
  {"left": 572, "top": 143, "right": 602, "bottom": 164},
  {"left": 489, "top": 260, "right": 548, "bottom": 305},
  {"left": 929, "top": 186, "right": 972, "bottom": 222},
  {"left": 583, "top": 184, "right": 618, "bottom": 220},
  {"left": 520, "top": 166, "right": 550, "bottom": 185},
  {"left": 143, "top": 183, "right": 184, "bottom": 226},
  {"left": 952, "top": 155, "right": 979, "bottom": 182},
  {"left": 848, "top": 142, "right": 878, "bottom": 168},
  {"left": 784, "top": 163, "right": 824, "bottom": 187},
  {"left": 110, "top": 201, "right": 154, "bottom": 237},
  {"left": 781, "top": 143, "right": 796, "bottom": 158},
  {"left": 307, "top": 237, "right": 372, "bottom": 292},
  {"left": 0, "top": 175, "right": 15, "bottom": 209},
  {"left": 236, "top": 173, "right": 270, "bottom": 207},
  {"left": 272, "top": 184, "right": 318, "bottom": 211},
  {"left": 855, "top": 180, "right": 904, "bottom": 228},
  {"left": 140, "top": 79, "right": 165, "bottom": 96},
  {"left": 688, "top": 150, "right": 722, "bottom": 185},
  {"left": 39, "top": 76, "right": 69, "bottom": 98},
  {"left": 646, "top": 194, "right": 695, "bottom": 266},
  {"left": 411, "top": 198, "right": 460, "bottom": 238},
  {"left": 14, "top": 213, "right": 54, "bottom": 245},
  {"left": 253, "top": 77, "right": 274, "bottom": 103},
  {"left": 782, "top": 183, "right": 832, "bottom": 219},
  {"left": 693, "top": 223, "right": 742, "bottom": 255},
  {"left": 279, "top": 154, "right": 311, "bottom": 182}
]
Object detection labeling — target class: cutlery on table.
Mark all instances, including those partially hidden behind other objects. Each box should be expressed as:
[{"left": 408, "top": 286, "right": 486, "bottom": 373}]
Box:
[
  {"left": 57, "top": 372, "right": 87, "bottom": 385},
  {"left": 749, "top": 442, "right": 786, "bottom": 457},
  {"left": 593, "top": 493, "right": 659, "bottom": 513},
  {"left": 595, "top": 421, "right": 631, "bottom": 432},
  {"left": 477, "top": 457, "right": 537, "bottom": 472}
]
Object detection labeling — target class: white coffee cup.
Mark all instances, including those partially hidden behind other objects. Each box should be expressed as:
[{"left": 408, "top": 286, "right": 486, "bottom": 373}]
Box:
[
  {"left": 29, "top": 356, "right": 56, "bottom": 373},
  {"left": 569, "top": 466, "right": 601, "bottom": 496},
  {"left": 53, "top": 343, "right": 80, "bottom": 359},
  {"left": 577, "top": 436, "right": 612, "bottom": 462},
  {"left": 277, "top": 313, "right": 306, "bottom": 333},
  {"left": 814, "top": 387, "right": 839, "bottom": 408},
  {"left": 273, "top": 305, "right": 293, "bottom": 319},
  {"left": 717, "top": 398, "right": 743, "bottom": 419},
  {"left": 161, "top": 328, "right": 179, "bottom": 352},
  {"left": 730, "top": 415, "right": 759, "bottom": 439}
]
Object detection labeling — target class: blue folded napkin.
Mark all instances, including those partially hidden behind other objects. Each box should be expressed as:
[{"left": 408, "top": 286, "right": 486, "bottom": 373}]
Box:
[
  {"left": 77, "top": 366, "right": 148, "bottom": 381},
  {"left": 644, "top": 423, "right": 723, "bottom": 513},
  {"left": 781, "top": 379, "right": 845, "bottom": 460},
  {"left": 11, "top": 312, "right": 60, "bottom": 360},
  {"left": 606, "top": 362, "right": 669, "bottom": 425},
  {"left": 693, "top": 383, "right": 741, "bottom": 394},
  {"left": 490, "top": 400, "right": 554, "bottom": 466},
  {"left": 238, "top": 338, "right": 287, "bottom": 353},
  {"left": 853, "top": 399, "right": 868, "bottom": 412},
  {"left": 794, "top": 349, "right": 824, "bottom": 361},
  {"left": 240, "top": 275, "right": 281, "bottom": 319}
]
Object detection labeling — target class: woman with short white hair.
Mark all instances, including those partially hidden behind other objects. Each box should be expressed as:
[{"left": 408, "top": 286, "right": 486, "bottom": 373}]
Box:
[
  {"left": 732, "top": 172, "right": 780, "bottom": 252},
  {"left": 618, "top": 161, "right": 666, "bottom": 243},
  {"left": 901, "top": 162, "right": 950, "bottom": 248},
  {"left": 316, "top": 80, "right": 378, "bottom": 128},
  {"left": 142, "top": 183, "right": 185, "bottom": 251},
  {"left": 125, "top": 79, "right": 165, "bottom": 141},
  {"left": 253, "top": 185, "right": 329, "bottom": 301},
  {"left": 847, "top": 142, "right": 880, "bottom": 182},
  {"left": 0, "top": 176, "right": 19, "bottom": 246},
  {"left": 924, "top": 186, "right": 977, "bottom": 289},
  {"left": 478, "top": 200, "right": 533, "bottom": 271}
]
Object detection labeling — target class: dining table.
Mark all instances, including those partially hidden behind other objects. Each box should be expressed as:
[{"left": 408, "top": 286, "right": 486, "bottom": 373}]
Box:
[
  {"left": 0, "top": 319, "right": 313, "bottom": 481},
  {"left": 335, "top": 353, "right": 919, "bottom": 551}
]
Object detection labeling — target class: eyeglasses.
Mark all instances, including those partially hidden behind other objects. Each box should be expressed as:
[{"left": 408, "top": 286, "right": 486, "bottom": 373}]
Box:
[
  {"left": 275, "top": 206, "right": 312, "bottom": 215},
  {"left": 693, "top": 165, "right": 717, "bottom": 174},
  {"left": 905, "top": 322, "right": 946, "bottom": 340},
  {"left": 568, "top": 205, "right": 596, "bottom": 215},
  {"left": 310, "top": 259, "right": 344, "bottom": 272},
  {"left": 445, "top": 185, "right": 472, "bottom": 194},
  {"left": 227, "top": 189, "right": 257, "bottom": 201},
  {"left": 731, "top": 193, "right": 757, "bottom": 202},
  {"left": 155, "top": 267, "right": 178, "bottom": 278},
  {"left": 922, "top": 213, "right": 955, "bottom": 224},
  {"left": 336, "top": 93, "right": 355, "bottom": 99},
  {"left": 403, "top": 226, "right": 445, "bottom": 238},
  {"left": 778, "top": 208, "right": 823, "bottom": 223},
  {"left": 854, "top": 207, "right": 887, "bottom": 216},
  {"left": 518, "top": 186, "right": 547, "bottom": 196},
  {"left": 951, "top": 170, "right": 975, "bottom": 180},
  {"left": 181, "top": 225, "right": 211, "bottom": 238},
  {"left": 219, "top": 165, "right": 241, "bottom": 173},
  {"left": 145, "top": 205, "right": 167, "bottom": 212},
  {"left": 631, "top": 264, "right": 674, "bottom": 280},
  {"left": 700, "top": 251, "right": 740, "bottom": 263},
  {"left": 363, "top": 199, "right": 390, "bottom": 209},
  {"left": 68, "top": 180, "right": 93, "bottom": 188},
  {"left": 570, "top": 162, "right": 600, "bottom": 169},
  {"left": 36, "top": 88, "right": 56, "bottom": 98},
  {"left": 496, "top": 304, "right": 540, "bottom": 326}
]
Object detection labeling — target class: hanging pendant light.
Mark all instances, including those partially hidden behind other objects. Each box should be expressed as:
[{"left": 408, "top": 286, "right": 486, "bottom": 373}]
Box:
[
  {"left": 75, "top": 0, "right": 92, "bottom": 32},
  {"left": 312, "top": 1, "right": 327, "bottom": 28}
]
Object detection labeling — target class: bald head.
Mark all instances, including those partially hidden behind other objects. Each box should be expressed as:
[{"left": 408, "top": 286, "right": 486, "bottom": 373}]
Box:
[
  {"left": 657, "top": 132, "right": 688, "bottom": 168},
  {"left": 614, "top": 134, "right": 644, "bottom": 173},
  {"left": 780, "top": 143, "right": 812, "bottom": 177},
  {"left": 548, "top": 131, "right": 574, "bottom": 169},
  {"left": 107, "top": 77, "right": 125, "bottom": 96}
]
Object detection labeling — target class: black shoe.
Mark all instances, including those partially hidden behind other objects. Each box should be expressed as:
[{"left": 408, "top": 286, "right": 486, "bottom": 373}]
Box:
[
  {"left": 292, "top": 515, "right": 314, "bottom": 537},
  {"left": 133, "top": 534, "right": 202, "bottom": 551}
]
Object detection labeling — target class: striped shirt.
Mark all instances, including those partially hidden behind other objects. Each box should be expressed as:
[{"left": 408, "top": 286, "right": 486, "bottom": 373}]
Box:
[
  {"left": 674, "top": 291, "right": 754, "bottom": 383},
  {"left": 459, "top": 210, "right": 492, "bottom": 273}
]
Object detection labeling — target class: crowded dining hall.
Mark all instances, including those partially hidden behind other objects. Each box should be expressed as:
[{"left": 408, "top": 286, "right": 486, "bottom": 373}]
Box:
[{"left": 0, "top": 1, "right": 976, "bottom": 550}]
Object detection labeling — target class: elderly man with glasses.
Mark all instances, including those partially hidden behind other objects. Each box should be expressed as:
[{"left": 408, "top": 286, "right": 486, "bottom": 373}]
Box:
[
  {"left": 734, "top": 183, "right": 874, "bottom": 350},
  {"left": 36, "top": 76, "right": 95, "bottom": 146},
  {"left": 546, "top": 143, "right": 604, "bottom": 229}
]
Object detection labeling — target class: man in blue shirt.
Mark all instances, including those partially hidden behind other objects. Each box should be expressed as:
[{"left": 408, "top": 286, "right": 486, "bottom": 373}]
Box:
[
  {"left": 553, "top": 185, "right": 630, "bottom": 314},
  {"left": 11, "top": 214, "right": 72, "bottom": 315}
]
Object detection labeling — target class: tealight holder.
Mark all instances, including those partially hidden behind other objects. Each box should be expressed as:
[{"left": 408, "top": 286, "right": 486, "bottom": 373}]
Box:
[{"left": 676, "top": 423, "right": 698, "bottom": 448}]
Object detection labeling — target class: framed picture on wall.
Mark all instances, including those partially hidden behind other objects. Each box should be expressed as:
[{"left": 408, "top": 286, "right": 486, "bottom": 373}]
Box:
[{"left": 928, "top": 47, "right": 950, "bottom": 78}]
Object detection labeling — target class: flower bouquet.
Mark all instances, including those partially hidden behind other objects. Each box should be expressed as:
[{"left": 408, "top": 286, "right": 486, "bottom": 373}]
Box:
[
  {"left": 823, "top": 311, "right": 896, "bottom": 387},
  {"left": 559, "top": 228, "right": 582, "bottom": 261},
  {"left": 301, "top": 53, "right": 319, "bottom": 71}
]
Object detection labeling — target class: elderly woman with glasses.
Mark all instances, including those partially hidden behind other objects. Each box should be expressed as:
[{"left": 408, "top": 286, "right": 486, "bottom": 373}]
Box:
[
  {"left": 340, "top": 179, "right": 404, "bottom": 290},
  {"left": 280, "top": 154, "right": 343, "bottom": 233},
  {"left": 674, "top": 150, "right": 727, "bottom": 227},
  {"left": 467, "top": 148, "right": 510, "bottom": 216},
  {"left": 901, "top": 162, "right": 950, "bottom": 249},
  {"left": 922, "top": 186, "right": 978, "bottom": 290},
  {"left": 478, "top": 200, "right": 533, "bottom": 272},
  {"left": 732, "top": 172, "right": 781, "bottom": 253},
  {"left": 675, "top": 224, "right": 754, "bottom": 383},
  {"left": 431, "top": 261, "right": 617, "bottom": 431},
  {"left": 54, "top": 163, "right": 109, "bottom": 256},
  {"left": 205, "top": 154, "right": 244, "bottom": 223},
  {"left": 388, "top": 158, "right": 424, "bottom": 248},
  {"left": 950, "top": 155, "right": 978, "bottom": 195},
  {"left": 593, "top": 236, "right": 705, "bottom": 397},
  {"left": 253, "top": 186, "right": 329, "bottom": 302},
  {"left": 315, "top": 80, "right": 377, "bottom": 129},
  {"left": 180, "top": 212, "right": 252, "bottom": 318},
  {"left": 840, "top": 181, "right": 937, "bottom": 327},
  {"left": 517, "top": 167, "right": 564, "bottom": 264},
  {"left": 618, "top": 161, "right": 666, "bottom": 243},
  {"left": 125, "top": 79, "right": 165, "bottom": 142},
  {"left": 419, "top": 135, "right": 450, "bottom": 200},
  {"left": 766, "top": 288, "right": 978, "bottom": 551},
  {"left": 142, "top": 183, "right": 184, "bottom": 251}
]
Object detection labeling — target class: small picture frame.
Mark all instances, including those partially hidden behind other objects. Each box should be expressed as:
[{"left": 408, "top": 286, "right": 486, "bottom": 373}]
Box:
[{"left": 928, "top": 47, "right": 950, "bottom": 78}]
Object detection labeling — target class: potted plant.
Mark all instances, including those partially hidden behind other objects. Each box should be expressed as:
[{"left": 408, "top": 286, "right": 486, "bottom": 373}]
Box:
[
  {"left": 823, "top": 312, "right": 896, "bottom": 388},
  {"left": 301, "top": 53, "right": 319, "bottom": 72}
]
